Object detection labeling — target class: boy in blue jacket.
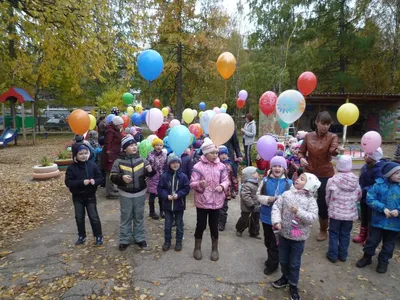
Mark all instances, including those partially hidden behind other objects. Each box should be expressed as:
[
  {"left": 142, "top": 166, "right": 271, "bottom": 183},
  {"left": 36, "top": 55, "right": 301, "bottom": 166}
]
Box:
[
  {"left": 158, "top": 153, "right": 190, "bottom": 252},
  {"left": 356, "top": 162, "right": 400, "bottom": 273}
]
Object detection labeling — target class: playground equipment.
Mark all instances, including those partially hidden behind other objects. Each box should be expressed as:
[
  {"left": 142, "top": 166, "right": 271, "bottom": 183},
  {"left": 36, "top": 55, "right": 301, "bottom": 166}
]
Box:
[{"left": 0, "top": 127, "right": 19, "bottom": 148}]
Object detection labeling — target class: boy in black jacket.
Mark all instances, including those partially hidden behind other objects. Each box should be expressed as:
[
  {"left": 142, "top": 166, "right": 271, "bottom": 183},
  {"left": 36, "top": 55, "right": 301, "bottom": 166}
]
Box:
[{"left": 65, "top": 144, "right": 104, "bottom": 246}]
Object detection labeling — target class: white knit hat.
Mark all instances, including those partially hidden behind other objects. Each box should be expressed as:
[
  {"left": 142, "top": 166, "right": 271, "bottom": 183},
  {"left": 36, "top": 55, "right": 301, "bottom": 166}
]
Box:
[
  {"left": 201, "top": 137, "right": 218, "bottom": 155},
  {"left": 336, "top": 155, "right": 352, "bottom": 172},
  {"left": 112, "top": 116, "right": 124, "bottom": 126},
  {"left": 303, "top": 172, "right": 321, "bottom": 193}
]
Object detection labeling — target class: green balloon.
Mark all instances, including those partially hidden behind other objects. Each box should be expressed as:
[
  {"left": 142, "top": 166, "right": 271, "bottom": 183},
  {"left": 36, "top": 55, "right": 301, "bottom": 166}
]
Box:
[
  {"left": 278, "top": 117, "right": 290, "bottom": 129},
  {"left": 122, "top": 92, "right": 134, "bottom": 105},
  {"left": 139, "top": 139, "right": 152, "bottom": 158}
]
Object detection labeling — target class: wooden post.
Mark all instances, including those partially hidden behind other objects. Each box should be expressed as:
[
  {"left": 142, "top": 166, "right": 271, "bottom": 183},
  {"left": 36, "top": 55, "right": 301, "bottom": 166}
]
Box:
[
  {"left": 22, "top": 102, "right": 26, "bottom": 143},
  {"left": 32, "top": 102, "right": 35, "bottom": 144}
]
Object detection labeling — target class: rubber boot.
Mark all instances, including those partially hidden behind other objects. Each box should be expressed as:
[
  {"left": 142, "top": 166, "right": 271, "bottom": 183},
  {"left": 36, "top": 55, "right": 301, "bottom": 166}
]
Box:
[
  {"left": 317, "top": 218, "right": 328, "bottom": 241},
  {"left": 193, "top": 238, "right": 202, "bottom": 260},
  {"left": 211, "top": 237, "right": 219, "bottom": 261},
  {"left": 353, "top": 226, "right": 368, "bottom": 243}
]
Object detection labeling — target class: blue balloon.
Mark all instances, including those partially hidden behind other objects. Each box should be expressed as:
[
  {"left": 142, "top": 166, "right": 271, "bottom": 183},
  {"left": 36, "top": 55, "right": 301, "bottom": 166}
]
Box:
[
  {"left": 141, "top": 110, "right": 148, "bottom": 123},
  {"left": 131, "top": 112, "right": 142, "bottom": 125},
  {"left": 137, "top": 50, "right": 164, "bottom": 81},
  {"left": 199, "top": 102, "right": 206, "bottom": 111},
  {"left": 168, "top": 125, "right": 191, "bottom": 156},
  {"left": 106, "top": 114, "right": 115, "bottom": 124},
  {"left": 220, "top": 107, "right": 227, "bottom": 113}
]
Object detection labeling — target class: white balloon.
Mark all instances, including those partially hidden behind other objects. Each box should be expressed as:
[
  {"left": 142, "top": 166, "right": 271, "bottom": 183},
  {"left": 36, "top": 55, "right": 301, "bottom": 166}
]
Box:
[
  {"left": 147, "top": 134, "right": 157, "bottom": 143},
  {"left": 146, "top": 108, "right": 164, "bottom": 131},
  {"left": 192, "top": 109, "right": 198, "bottom": 117},
  {"left": 275, "top": 90, "right": 306, "bottom": 124},
  {"left": 169, "top": 119, "right": 181, "bottom": 128}
]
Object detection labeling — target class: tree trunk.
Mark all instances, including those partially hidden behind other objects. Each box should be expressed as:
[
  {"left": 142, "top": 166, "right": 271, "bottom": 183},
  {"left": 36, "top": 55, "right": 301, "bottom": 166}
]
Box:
[
  {"left": 339, "top": 0, "right": 346, "bottom": 93},
  {"left": 7, "top": 0, "right": 17, "bottom": 84},
  {"left": 176, "top": 41, "right": 183, "bottom": 121},
  {"left": 391, "top": 0, "right": 400, "bottom": 92}
]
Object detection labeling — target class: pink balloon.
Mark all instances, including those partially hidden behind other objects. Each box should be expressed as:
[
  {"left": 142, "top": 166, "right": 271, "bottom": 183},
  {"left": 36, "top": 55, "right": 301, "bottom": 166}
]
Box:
[
  {"left": 145, "top": 108, "right": 164, "bottom": 131},
  {"left": 361, "top": 131, "right": 382, "bottom": 154},
  {"left": 256, "top": 135, "right": 278, "bottom": 161},
  {"left": 213, "top": 107, "right": 221, "bottom": 114},
  {"left": 169, "top": 119, "right": 180, "bottom": 128},
  {"left": 238, "top": 90, "right": 248, "bottom": 101},
  {"left": 130, "top": 127, "right": 137, "bottom": 135}
]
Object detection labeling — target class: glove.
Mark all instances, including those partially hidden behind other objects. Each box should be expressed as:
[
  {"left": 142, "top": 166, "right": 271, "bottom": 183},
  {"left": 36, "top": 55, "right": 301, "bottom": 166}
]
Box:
[{"left": 252, "top": 205, "right": 261, "bottom": 213}]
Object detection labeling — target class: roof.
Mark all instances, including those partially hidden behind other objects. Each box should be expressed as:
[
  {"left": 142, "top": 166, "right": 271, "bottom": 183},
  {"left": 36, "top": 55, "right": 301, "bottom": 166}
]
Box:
[
  {"left": 306, "top": 92, "right": 400, "bottom": 103},
  {"left": 0, "top": 87, "right": 35, "bottom": 104}
]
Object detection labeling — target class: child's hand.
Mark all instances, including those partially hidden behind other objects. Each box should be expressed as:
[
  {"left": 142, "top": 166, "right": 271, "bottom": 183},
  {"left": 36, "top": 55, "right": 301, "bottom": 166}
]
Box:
[
  {"left": 215, "top": 185, "right": 223, "bottom": 193},
  {"left": 122, "top": 175, "right": 133, "bottom": 183},
  {"left": 274, "top": 223, "right": 281, "bottom": 230},
  {"left": 83, "top": 179, "right": 90, "bottom": 186},
  {"left": 145, "top": 165, "right": 152, "bottom": 172},
  {"left": 384, "top": 208, "right": 392, "bottom": 218},
  {"left": 89, "top": 179, "right": 95, "bottom": 185},
  {"left": 200, "top": 180, "right": 207, "bottom": 188},
  {"left": 173, "top": 194, "right": 178, "bottom": 199},
  {"left": 168, "top": 195, "right": 173, "bottom": 201},
  {"left": 390, "top": 209, "right": 399, "bottom": 217},
  {"left": 290, "top": 206, "right": 298, "bottom": 214},
  {"left": 300, "top": 158, "right": 308, "bottom": 167}
]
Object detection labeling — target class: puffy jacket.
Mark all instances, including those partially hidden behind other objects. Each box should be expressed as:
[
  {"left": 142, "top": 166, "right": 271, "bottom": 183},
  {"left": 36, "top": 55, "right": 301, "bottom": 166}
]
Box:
[
  {"left": 222, "top": 159, "right": 239, "bottom": 199},
  {"left": 359, "top": 160, "right": 384, "bottom": 196},
  {"left": 367, "top": 178, "right": 400, "bottom": 232},
  {"left": 190, "top": 155, "right": 230, "bottom": 210},
  {"left": 146, "top": 150, "right": 167, "bottom": 194},
  {"left": 326, "top": 173, "right": 362, "bottom": 221},
  {"left": 157, "top": 169, "right": 190, "bottom": 211},
  {"left": 240, "top": 179, "right": 259, "bottom": 212},
  {"left": 242, "top": 120, "right": 256, "bottom": 146},
  {"left": 102, "top": 124, "right": 122, "bottom": 171}
]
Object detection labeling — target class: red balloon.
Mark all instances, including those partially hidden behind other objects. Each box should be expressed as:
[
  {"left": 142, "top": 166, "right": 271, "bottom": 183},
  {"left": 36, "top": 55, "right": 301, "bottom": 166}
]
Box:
[
  {"left": 297, "top": 71, "right": 317, "bottom": 96},
  {"left": 189, "top": 123, "right": 203, "bottom": 139},
  {"left": 259, "top": 91, "right": 277, "bottom": 116},
  {"left": 121, "top": 115, "right": 130, "bottom": 128},
  {"left": 236, "top": 98, "right": 246, "bottom": 109},
  {"left": 154, "top": 99, "right": 161, "bottom": 107}
]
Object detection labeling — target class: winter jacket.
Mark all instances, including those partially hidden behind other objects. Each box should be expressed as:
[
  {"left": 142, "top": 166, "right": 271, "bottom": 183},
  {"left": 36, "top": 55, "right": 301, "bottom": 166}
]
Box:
[
  {"left": 110, "top": 152, "right": 155, "bottom": 195},
  {"left": 190, "top": 155, "right": 230, "bottom": 210},
  {"left": 257, "top": 175, "right": 292, "bottom": 225},
  {"left": 243, "top": 120, "right": 256, "bottom": 146},
  {"left": 221, "top": 159, "right": 239, "bottom": 199},
  {"left": 367, "top": 178, "right": 400, "bottom": 232},
  {"left": 298, "top": 131, "right": 339, "bottom": 177},
  {"left": 223, "top": 131, "right": 242, "bottom": 163},
  {"left": 326, "top": 173, "right": 362, "bottom": 221},
  {"left": 98, "top": 120, "right": 106, "bottom": 139},
  {"left": 164, "top": 152, "right": 193, "bottom": 179},
  {"left": 147, "top": 150, "right": 167, "bottom": 194},
  {"left": 102, "top": 124, "right": 122, "bottom": 171},
  {"left": 157, "top": 168, "right": 190, "bottom": 211},
  {"left": 240, "top": 179, "right": 259, "bottom": 212},
  {"left": 271, "top": 186, "right": 319, "bottom": 241},
  {"left": 359, "top": 160, "right": 384, "bottom": 197}
]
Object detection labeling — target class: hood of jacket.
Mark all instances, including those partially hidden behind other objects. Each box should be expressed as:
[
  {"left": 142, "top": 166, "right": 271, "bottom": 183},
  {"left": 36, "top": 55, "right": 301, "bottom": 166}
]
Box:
[
  {"left": 200, "top": 155, "right": 221, "bottom": 165},
  {"left": 332, "top": 172, "right": 360, "bottom": 191}
]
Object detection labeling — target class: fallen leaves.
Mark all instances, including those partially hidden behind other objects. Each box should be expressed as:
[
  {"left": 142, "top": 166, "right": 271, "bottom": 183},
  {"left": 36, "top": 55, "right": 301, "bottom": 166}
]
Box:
[{"left": 357, "top": 275, "right": 369, "bottom": 281}]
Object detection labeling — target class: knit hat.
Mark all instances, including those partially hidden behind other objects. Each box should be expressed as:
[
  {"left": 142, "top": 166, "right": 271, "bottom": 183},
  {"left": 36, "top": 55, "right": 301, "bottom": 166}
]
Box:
[
  {"left": 201, "top": 137, "right": 217, "bottom": 155},
  {"left": 270, "top": 156, "right": 287, "bottom": 170},
  {"left": 88, "top": 130, "right": 98, "bottom": 140},
  {"left": 296, "top": 131, "right": 307, "bottom": 140},
  {"left": 303, "top": 172, "right": 321, "bottom": 193},
  {"left": 77, "top": 144, "right": 89, "bottom": 153},
  {"left": 112, "top": 116, "right": 124, "bottom": 126},
  {"left": 218, "top": 145, "right": 229, "bottom": 155},
  {"left": 382, "top": 162, "right": 400, "bottom": 178},
  {"left": 336, "top": 155, "right": 352, "bottom": 172},
  {"left": 368, "top": 147, "right": 383, "bottom": 162},
  {"left": 289, "top": 137, "right": 298, "bottom": 144},
  {"left": 152, "top": 137, "right": 164, "bottom": 148},
  {"left": 121, "top": 135, "right": 137, "bottom": 150},
  {"left": 394, "top": 144, "right": 400, "bottom": 161},
  {"left": 167, "top": 153, "right": 182, "bottom": 165},
  {"left": 242, "top": 166, "right": 257, "bottom": 182},
  {"left": 277, "top": 143, "right": 285, "bottom": 151},
  {"left": 294, "top": 143, "right": 300, "bottom": 149}
]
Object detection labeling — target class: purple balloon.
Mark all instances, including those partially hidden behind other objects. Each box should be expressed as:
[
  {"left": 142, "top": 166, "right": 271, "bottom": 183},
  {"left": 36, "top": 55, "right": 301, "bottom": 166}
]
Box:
[
  {"left": 238, "top": 90, "right": 248, "bottom": 101},
  {"left": 257, "top": 135, "right": 278, "bottom": 161}
]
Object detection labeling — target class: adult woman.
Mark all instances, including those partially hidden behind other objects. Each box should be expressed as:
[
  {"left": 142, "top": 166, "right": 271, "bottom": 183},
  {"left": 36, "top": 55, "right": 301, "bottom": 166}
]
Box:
[
  {"left": 298, "top": 111, "right": 344, "bottom": 241},
  {"left": 241, "top": 113, "right": 256, "bottom": 167}
]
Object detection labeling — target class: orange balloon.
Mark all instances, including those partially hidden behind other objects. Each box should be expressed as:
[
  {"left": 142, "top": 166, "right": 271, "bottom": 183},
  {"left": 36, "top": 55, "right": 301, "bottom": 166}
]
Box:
[
  {"left": 68, "top": 109, "right": 90, "bottom": 135},
  {"left": 216, "top": 52, "right": 236, "bottom": 80}
]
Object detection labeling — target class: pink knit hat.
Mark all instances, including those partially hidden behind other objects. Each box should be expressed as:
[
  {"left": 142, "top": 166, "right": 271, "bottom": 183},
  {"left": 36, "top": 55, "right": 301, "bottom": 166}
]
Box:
[
  {"left": 270, "top": 156, "right": 287, "bottom": 170},
  {"left": 201, "top": 137, "right": 218, "bottom": 155},
  {"left": 336, "top": 155, "right": 352, "bottom": 172}
]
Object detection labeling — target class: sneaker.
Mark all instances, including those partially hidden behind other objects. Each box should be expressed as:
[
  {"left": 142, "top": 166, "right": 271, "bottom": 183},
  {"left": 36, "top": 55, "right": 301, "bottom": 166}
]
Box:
[
  {"left": 118, "top": 244, "right": 129, "bottom": 251},
  {"left": 376, "top": 262, "right": 388, "bottom": 274},
  {"left": 135, "top": 241, "right": 151, "bottom": 251},
  {"left": 236, "top": 231, "right": 242, "bottom": 237},
  {"left": 150, "top": 213, "right": 160, "bottom": 220},
  {"left": 250, "top": 234, "right": 262, "bottom": 240},
  {"left": 175, "top": 242, "right": 182, "bottom": 252},
  {"left": 289, "top": 284, "right": 301, "bottom": 300},
  {"left": 218, "top": 224, "right": 225, "bottom": 231},
  {"left": 326, "top": 252, "right": 337, "bottom": 263},
  {"left": 95, "top": 236, "right": 103, "bottom": 246},
  {"left": 75, "top": 236, "right": 86, "bottom": 245},
  {"left": 162, "top": 242, "right": 171, "bottom": 251},
  {"left": 272, "top": 276, "right": 289, "bottom": 289}
]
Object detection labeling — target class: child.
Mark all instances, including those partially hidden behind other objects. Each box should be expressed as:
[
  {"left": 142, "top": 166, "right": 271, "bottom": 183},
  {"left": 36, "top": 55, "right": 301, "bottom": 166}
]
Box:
[
  {"left": 235, "top": 166, "right": 260, "bottom": 238},
  {"left": 353, "top": 147, "right": 384, "bottom": 243},
  {"left": 256, "top": 156, "right": 292, "bottom": 275},
  {"left": 190, "top": 138, "right": 230, "bottom": 261},
  {"left": 326, "top": 155, "right": 362, "bottom": 263},
  {"left": 356, "top": 162, "right": 400, "bottom": 274},
  {"left": 110, "top": 135, "right": 155, "bottom": 251},
  {"left": 147, "top": 137, "right": 167, "bottom": 220},
  {"left": 287, "top": 144, "right": 301, "bottom": 180},
  {"left": 65, "top": 144, "right": 104, "bottom": 246},
  {"left": 157, "top": 153, "right": 190, "bottom": 251},
  {"left": 218, "top": 145, "right": 239, "bottom": 231},
  {"left": 271, "top": 173, "right": 320, "bottom": 300}
]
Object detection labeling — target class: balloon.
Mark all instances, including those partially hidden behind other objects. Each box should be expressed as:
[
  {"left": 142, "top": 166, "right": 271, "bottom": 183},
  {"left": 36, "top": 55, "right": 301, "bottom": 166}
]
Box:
[
  {"left": 275, "top": 90, "right": 306, "bottom": 124},
  {"left": 147, "top": 134, "right": 157, "bottom": 143},
  {"left": 220, "top": 108, "right": 227, "bottom": 113},
  {"left": 361, "top": 131, "right": 382, "bottom": 154},
  {"left": 198, "top": 111, "right": 204, "bottom": 118},
  {"left": 297, "top": 71, "right": 317, "bottom": 96},
  {"left": 259, "top": 91, "right": 278, "bottom": 116},
  {"left": 106, "top": 114, "right": 115, "bottom": 124},
  {"left": 135, "top": 104, "right": 143, "bottom": 113},
  {"left": 337, "top": 103, "right": 359, "bottom": 126},
  {"left": 238, "top": 90, "right": 248, "bottom": 101},
  {"left": 221, "top": 103, "right": 228, "bottom": 110},
  {"left": 88, "top": 114, "right": 96, "bottom": 130},
  {"left": 162, "top": 107, "right": 169, "bottom": 117},
  {"left": 68, "top": 109, "right": 90, "bottom": 135},
  {"left": 121, "top": 115, "right": 130, "bottom": 128},
  {"left": 168, "top": 125, "right": 192, "bottom": 156},
  {"left": 257, "top": 135, "right": 278, "bottom": 161},
  {"left": 139, "top": 139, "right": 153, "bottom": 159},
  {"left": 130, "top": 127, "right": 137, "bottom": 136},
  {"left": 137, "top": 49, "right": 164, "bottom": 81},
  {"left": 122, "top": 92, "right": 134, "bottom": 105},
  {"left": 154, "top": 99, "right": 161, "bottom": 107},
  {"left": 277, "top": 117, "right": 290, "bottom": 129},
  {"left": 189, "top": 123, "right": 203, "bottom": 139},
  {"left": 170, "top": 119, "right": 180, "bottom": 128},
  {"left": 166, "top": 106, "right": 171, "bottom": 113},
  {"left": 146, "top": 108, "right": 164, "bottom": 131},
  {"left": 131, "top": 112, "right": 142, "bottom": 125},
  {"left": 199, "top": 102, "right": 206, "bottom": 111},
  {"left": 216, "top": 52, "right": 236, "bottom": 80},
  {"left": 213, "top": 107, "right": 221, "bottom": 114},
  {"left": 237, "top": 98, "right": 246, "bottom": 109},
  {"left": 209, "top": 113, "right": 235, "bottom": 146},
  {"left": 141, "top": 110, "right": 148, "bottom": 123},
  {"left": 182, "top": 108, "right": 195, "bottom": 124},
  {"left": 127, "top": 106, "right": 134, "bottom": 116},
  {"left": 200, "top": 110, "right": 216, "bottom": 134},
  {"left": 192, "top": 109, "right": 198, "bottom": 117}
]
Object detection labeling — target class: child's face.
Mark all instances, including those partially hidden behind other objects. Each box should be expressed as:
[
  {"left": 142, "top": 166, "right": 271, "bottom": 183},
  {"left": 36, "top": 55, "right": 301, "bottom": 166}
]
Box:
[
  {"left": 219, "top": 153, "right": 228, "bottom": 161},
  {"left": 390, "top": 170, "right": 400, "bottom": 183},
  {"left": 294, "top": 173, "right": 307, "bottom": 190},
  {"left": 154, "top": 143, "right": 163, "bottom": 152},
  {"left": 125, "top": 143, "right": 138, "bottom": 155},
  {"left": 271, "top": 165, "right": 284, "bottom": 178},
  {"left": 205, "top": 150, "right": 218, "bottom": 162},
  {"left": 292, "top": 148, "right": 299, "bottom": 155},
  {"left": 251, "top": 172, "right": 259, "bottom": 179},
  {"left": 77, "top": 149, "right": 89, "bottom": 162},
  {"left": 170, "top": 161, "right": 181, "bottom": 171}
]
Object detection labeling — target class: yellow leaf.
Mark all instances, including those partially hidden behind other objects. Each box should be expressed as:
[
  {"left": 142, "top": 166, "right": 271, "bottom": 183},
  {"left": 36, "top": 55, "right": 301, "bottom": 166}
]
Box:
[
  {"left": 139, "top": 295, "right": 147, "bottom": 300},
  {"left": 153, "top": 281, "right": 160, "bottom": 286},
  {"left": 216, "top": 277, "right": 222, "bottom": 282},
  {"left": 357, "top": 275, "right": 368, "bottom": 281},
  {"left": 159, "top": 293, "right": 164, "bottom": 297}
]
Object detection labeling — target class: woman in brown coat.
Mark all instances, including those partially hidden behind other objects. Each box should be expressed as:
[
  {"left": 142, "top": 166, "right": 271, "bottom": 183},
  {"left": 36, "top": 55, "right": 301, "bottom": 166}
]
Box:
[{"left": 298, "top": 111, "right": 344, "bottom": 241}]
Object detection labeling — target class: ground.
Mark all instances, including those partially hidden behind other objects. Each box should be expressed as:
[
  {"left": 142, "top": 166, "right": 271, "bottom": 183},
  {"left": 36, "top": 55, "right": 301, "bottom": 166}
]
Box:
[{"left": 0, "top": 137, "right": 399, "bottom": 300}]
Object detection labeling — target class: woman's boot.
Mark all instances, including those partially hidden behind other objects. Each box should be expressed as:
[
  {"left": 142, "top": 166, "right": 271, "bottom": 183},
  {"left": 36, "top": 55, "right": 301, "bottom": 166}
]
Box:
[
  {"left": 211, "top": 237, "right": 219, "bottom": 261},
  {"left": 193, "top": 238, "right": 202, "bottom": 260},
  {"left": 317, "top": 218, "right": 328, "bottom": 241}
]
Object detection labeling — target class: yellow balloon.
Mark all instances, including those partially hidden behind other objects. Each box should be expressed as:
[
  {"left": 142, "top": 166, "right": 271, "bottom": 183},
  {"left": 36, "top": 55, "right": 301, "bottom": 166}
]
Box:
[
  {"left": 90, "top": 109, "right": 96, "bottom": 117},
  {"left": 162, "top": 107, "right": 169, "bottom": 117},
  {"left": 216, "top": 52, "right": 236, "bottom": 80},
  {"left": 337, "top": 103, "right": 359, "bottom": 126},
  {"left": 209, "top": 113, "right": 234, "bottom": 146},
  {"left": 221, "top": 103, "right": 228, "bottom": 109},
  {"left": 199, "top": 111, "right": 204, "bottom": 119},
  {"left": 127, "top": 106, "right": 134, "bottom": 116},
  {"left": 182, "top": 108, "right": 195, "bottom": 124},
  {"left": 135, "top": 104, "right": 143, "bottom": 113},
  {"left": 88, "top": 114, "right": 96, "bottom": 130}
]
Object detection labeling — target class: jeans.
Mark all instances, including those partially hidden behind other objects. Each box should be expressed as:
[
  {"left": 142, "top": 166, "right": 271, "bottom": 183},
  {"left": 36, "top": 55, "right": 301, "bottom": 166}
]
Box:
[
  {"left": 363, "top": 226, "right": 399, "bottom": 265},
  {"left": 359, "top": 195, "right": 372, "bottom": 227},
  {"left": 73, "top": 198, "right": 102, "bottom": 238},
  {"left": 328, "top": 218, "right": 353, "bottom": 260},
  {"left": 194, "top": 208, "right": 219, "bottom": 239},
  {"left": 164, "top": 210, "right": 184, "bottom": 243},
  {"left": 235, "top": 211, "right": 260, "bottom": 236},
  {"left": 279, "top": 235, "right": 305, "bottom": 286},
  {"left": 119, "top": 194, "right": 146, "bottom": 244},
  {"left": 218, "top": 199, "right": 229, "bottom": 227},
  {"left": 244, "top": 144, "right": 253, "bottom": 167},
  {"left": 148, "top": 193, "right": 163, "bottom": 214},
  {"left": 105, "top": 171, "right": 119, "bottom": 197},
  {"left": 263, "top": 223, "right": 279, "bottom": 269},
  {"left": 317, "top": 177, "right": 330, "bottom": 219}
]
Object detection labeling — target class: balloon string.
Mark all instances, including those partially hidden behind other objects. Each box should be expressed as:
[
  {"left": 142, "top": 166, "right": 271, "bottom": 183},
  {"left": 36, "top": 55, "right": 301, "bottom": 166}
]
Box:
[
  {"left": 224, "top": 80, "right": 227, "bottom": 102},
  {"left": 342, "top": 98, "right": 349, "bottom": 147}
]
